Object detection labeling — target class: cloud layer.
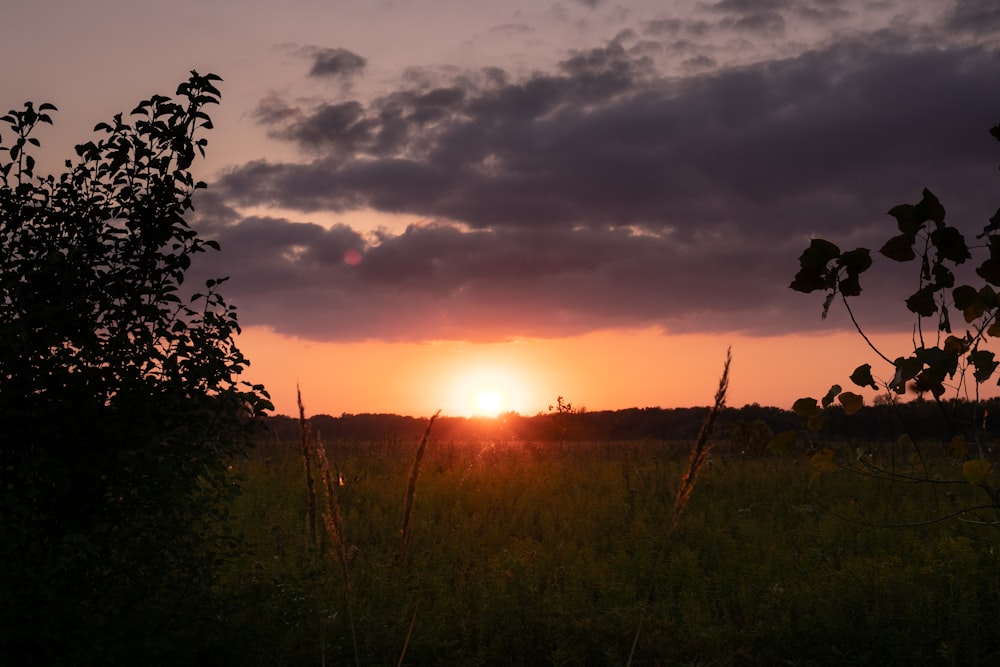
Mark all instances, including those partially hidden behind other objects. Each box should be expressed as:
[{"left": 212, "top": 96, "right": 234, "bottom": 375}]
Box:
[{"left": 195, "top": 0, "right": 1000, "bottom": 343}]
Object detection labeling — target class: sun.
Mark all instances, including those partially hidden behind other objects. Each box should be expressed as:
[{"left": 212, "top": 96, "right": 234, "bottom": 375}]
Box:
[{"left": 476, "top": 390, "right": 503, "bottom": 417}]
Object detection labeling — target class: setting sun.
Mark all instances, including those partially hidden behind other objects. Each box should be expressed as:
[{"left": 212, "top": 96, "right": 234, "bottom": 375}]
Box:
[{"left": 476, "top": 390, "right": 503, "bottom": 416}]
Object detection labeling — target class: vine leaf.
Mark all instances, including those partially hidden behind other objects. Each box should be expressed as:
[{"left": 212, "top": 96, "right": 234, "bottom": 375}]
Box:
[
  {"left": 880, "top": 233, "right": 917, "bottom": 261},
  {"left": 849, "top": 363, "right": 878, "bottom": 390},
  {"left": 767, "top": 430, "right": 798, "bottom": 455},
  {"left": 810, "top": 448, "right": 838, "bottom": 473},
  {"left": 945, "top": 435, "right": 969, "bottom": 458},
  {"left": 963, "top": 459, "right": 993, "bottom": 486},
  {"left": 837, "top": 391, "right": 863, "bottom": 415},
  {"left": 792, "top": 397, "right": 820, "bottom": 417}
]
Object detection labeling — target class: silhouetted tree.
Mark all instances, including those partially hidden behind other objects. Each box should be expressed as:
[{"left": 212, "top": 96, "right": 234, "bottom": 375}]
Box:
[{"left": 0, "top": 72, "right": 271, "bottom": 664}]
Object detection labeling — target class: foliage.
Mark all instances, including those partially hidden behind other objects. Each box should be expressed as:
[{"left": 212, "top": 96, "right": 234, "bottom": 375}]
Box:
[
  {"left": 786, "top": 120, "right": 1000, "bottom": 523},
  {"left": 0, "top": 72, "right": 271, "bottom": 663},
  {"left": 218, "top": 437, "right": 1000, "bottom": 666}
]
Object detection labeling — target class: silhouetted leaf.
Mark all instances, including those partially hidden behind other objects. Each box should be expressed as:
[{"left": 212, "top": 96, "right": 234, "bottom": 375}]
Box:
[
  {"left": 838, "top": 248, "right": 872, "bottom": 273},
  {"left": 969, "top": 350, "right": 998, "bottom": 383},
  {"left": 905, "top": 287, "right": 936, "bottom": 316},
  {"left": 983, "top": 208, "right": 1000, "bottom": 236},
  {"left": 799, "top": 238, "right": 840, "bottom": 270},
  {"left": 932, "top": 263, "right": 955, "bottom": 289},
  {"left": 891, "top": 356, "right": 922, "bottom": 393},
  {"left": 839, "top": 272, "right": 863, "bottom": 297},
  {"left": 838, "top": 391, "right": 863, "bottom": 415},
  {"left": 879, "top": 233, "right": 917, "bottom": 261},
  {"left": 820, "top": 292, "right": 836, "bottom": 319},
  {"left": 850, "top": 364, "right": 878, "bottom": 390},
  {"left": 888, "top": 203, "right": 918, "bottom": 233},
  {"left": 953, "top": 284, "right": 982, "bottom": 321},
  {"left": 821, "top": 384, "right": 841, "bottom": 408},
  {"left": 976, "top": 258, "right": 1000, "bottom": 286},
  {"left": 930, "top": 226, "right": 969, "bottom": 264},
  {"left": 915, "top": 189, "right": 946, "bottom": 225},
  {"left": 790, "top": 239, "right": 841, "bottom": 293},
  {"left": 792, "top": 397, "right": 820, "bottom": 417},
  {"left": 943, "top": 335, "right": 968, "bottom": 358}
]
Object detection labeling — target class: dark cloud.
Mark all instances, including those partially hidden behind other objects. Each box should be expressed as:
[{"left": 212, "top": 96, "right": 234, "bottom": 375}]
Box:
[
  {"left": 209, "top": 29, "right": 1000, "bottom": 343},
  {"left": 308, "top": 47, "right": 367, "bottom": 79},
  {"left": 682, "top": 54, "right": 717, "bottom": 70},
  {"left": 644, "top": 18, "right": 712, "bottom": 37},
  {"left": 948, "top": 0, "right": 1000, "bottom": 35},
  {"left": 709, "top": 0, "right": 791, "bottom": 13},
  {"left": 192, "top": 214, "right": 807, "bottom": 342},
  {"left": 723, "top": 11, "right": 786, "bottom": 35}
]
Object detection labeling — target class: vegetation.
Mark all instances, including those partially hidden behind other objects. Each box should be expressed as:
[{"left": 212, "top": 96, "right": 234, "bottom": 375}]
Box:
[
  {"left": 217, "top": 429, "right": 1000, "bottom": 666},
  {"left": 0, "top": 73, "right": 270, "bottom": 664},
  {"left": 787, "top": 120, "right": 1000, "bottom": 525},
  {"left": 5, "top": 75, "right": 1000, "bottom": 667}
]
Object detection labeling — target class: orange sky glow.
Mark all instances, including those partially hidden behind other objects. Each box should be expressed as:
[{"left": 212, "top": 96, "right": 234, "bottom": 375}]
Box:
[
  {"left": 240, "top": 325, "right": 904, "bottom": 418},
  {"left": 6, "top": 1, "right": 997, "bottom": 423}
]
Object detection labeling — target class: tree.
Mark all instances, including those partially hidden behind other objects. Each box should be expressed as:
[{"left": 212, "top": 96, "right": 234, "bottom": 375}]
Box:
[
  {"left": 0, "top": 72, "right": 272, "bottom": 664},
  {"left": 785, "top": 121, "right": 1000, "bottom": 524}
]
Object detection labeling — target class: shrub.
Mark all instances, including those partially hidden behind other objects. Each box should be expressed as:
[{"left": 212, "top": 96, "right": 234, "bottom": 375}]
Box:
[{"left": 0, "top": 72, "right": 271, "bottom": 664}]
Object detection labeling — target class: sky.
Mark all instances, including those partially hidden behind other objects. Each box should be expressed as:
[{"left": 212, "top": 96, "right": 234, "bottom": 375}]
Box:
[{"left": 4, "top": 0, "right": 1000, "bottom": 418}]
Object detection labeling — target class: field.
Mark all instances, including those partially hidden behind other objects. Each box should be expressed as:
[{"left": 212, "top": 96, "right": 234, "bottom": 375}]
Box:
[{"left": 215, "top": 432, "right": 1000, "bottom": 666}]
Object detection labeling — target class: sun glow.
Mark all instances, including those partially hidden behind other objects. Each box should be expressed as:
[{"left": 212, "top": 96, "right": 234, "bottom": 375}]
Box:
[{"left": 476, "top": 390, "right": 503, "bottom": 417}]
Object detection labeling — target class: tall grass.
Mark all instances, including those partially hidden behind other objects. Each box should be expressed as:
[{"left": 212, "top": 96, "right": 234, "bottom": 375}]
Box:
[
  {"left": 400, "top": 409, "right": 440, "bottom": 565},
  {"left": 314, "top": 441, "right": 359, "bottom": 667},
  {"left": 628, "top": 347, "right": 731, "bottom": 666}
]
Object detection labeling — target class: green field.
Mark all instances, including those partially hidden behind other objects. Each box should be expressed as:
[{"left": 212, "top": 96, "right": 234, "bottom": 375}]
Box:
[{"left": 212, "top": 433, "right": 1000, "bottom": 666}]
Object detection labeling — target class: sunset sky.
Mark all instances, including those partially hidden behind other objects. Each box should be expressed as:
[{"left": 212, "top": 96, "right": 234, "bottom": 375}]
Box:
[{"left": 5, "top": 0, "right": 1000, "bottom": 418}]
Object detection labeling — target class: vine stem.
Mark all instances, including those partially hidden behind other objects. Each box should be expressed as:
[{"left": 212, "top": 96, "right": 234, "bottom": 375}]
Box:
[{"left": 841, "top": 292, "right": 894, "bottom": 365}]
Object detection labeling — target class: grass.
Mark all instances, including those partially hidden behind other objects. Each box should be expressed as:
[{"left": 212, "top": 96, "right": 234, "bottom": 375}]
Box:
[{"left": 216, "top": 429, "right": 1000, "bottom": 666}]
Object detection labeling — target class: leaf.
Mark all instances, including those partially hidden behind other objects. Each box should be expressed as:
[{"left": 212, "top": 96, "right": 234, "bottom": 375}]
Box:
[
  {"left": 810, "top": 448, "right": 838, "bottom": 473},
  {"left": 767, "top": 430, "right": 798, "bottom": 455},
  {"left": 798, "top": 238, "right": 841, "bottom": 270},
  {"left": 969, "top": 349, "right": 998, "bottom": 383},
  {"left": 821, "top": 384, "right": 841, "bottom": 408},
  {"left": 943, "top": 335, "right": 968, "bottom": 357},
  {"left": 792, "top": 397, "right": 820, "bottom": 417},
  {"left": 820, "top": 292, "right": 836, "bottom": 320},
  {"left": 890, "top": 356, "right": 923, "bottom": 393},
  {"left": 945, "top": 435, "right": 968, "bottom": 458},
  {"left": 905, "top": 287, "right": 937, "bottom": 317},
  {"left": 850, "top": 364, "right": 879, "bottom": 390},
  {"left": 915, "top": 189, "right": 946, "bottom": 225},
  {"left": 838, "top": 272, "right": 863, "bottom": 297},
  {"left": 879, "top": 233, "right": 917, "bottom": 261},
  {"left": 953, "top": 284, "right": 985, "bottom": 322},
  {"left": 838, "top": 391, "right": 863, "bottom": 415},
  {"left": 790, "top": 238, "right": 842, "bottom": 294},
  {"left": 806, "top": 413, "right": 829, "bottom": 432},
  {"left": 888, "top": 204, "right": 919, "bottom": 234},
  {"left": 976, "top": 258, "right": 1000, "bottom": 286},
  {"left": 962, "top": 459, "right": 992, "bottom": 486},
  {"left": 838, "top": 247, "right": 872, "bottom": 274},
  {"left": 930, "top": 225, "right": 970, "bottom": 264}
]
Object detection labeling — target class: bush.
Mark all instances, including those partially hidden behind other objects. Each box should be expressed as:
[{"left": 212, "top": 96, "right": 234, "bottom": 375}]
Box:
[{"left": 0, "top": 72, "right": 271, "bottom": 664}]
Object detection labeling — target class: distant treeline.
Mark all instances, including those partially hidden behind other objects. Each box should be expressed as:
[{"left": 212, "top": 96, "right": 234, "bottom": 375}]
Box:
[{"left": 259, "top": 398, "right": 1000, "bottom": 449}]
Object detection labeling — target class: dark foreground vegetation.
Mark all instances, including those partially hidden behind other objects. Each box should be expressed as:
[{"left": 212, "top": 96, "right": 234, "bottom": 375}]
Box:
[
  {"left": 213, "top": 425, "right": 1000, "bottom": 666},
  {"left": 5, "top": 74, "right": 1000, "bottom": 666}
]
